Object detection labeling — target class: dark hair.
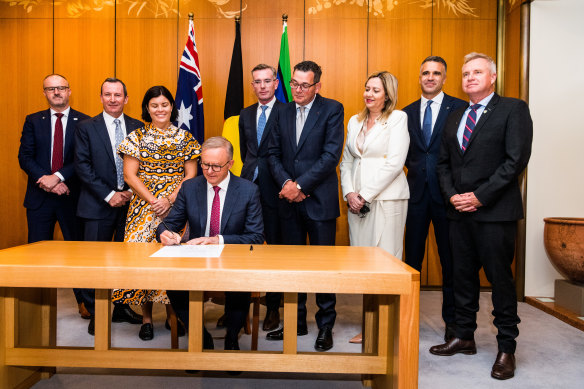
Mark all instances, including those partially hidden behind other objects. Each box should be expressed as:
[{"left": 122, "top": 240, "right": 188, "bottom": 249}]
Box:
[
  {"left": 101, "top": 77, "right": 127, "bottom": 96},
  {"left": 141, "top": 85, "right": 178, "bottom": 123},
  {"left": 251, "top": 64, "right": 277, "bottom": 78},
  {"left": 421, "top": 56, "right": 448, "bottom": 73},
  {"left": 293, "top": 60, "right": 322, "bottom": 83}
]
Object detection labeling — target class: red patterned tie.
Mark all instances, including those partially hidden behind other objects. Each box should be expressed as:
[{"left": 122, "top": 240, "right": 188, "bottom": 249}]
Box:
[
  {"left": 51, "top": 113, "right": 64, "bottom": 173},
  {"left": 461, "top": 104, "right": 481, "bottom": 153},
  {"left": 209, "top": 186, "right": 221, "bottom": 237}
]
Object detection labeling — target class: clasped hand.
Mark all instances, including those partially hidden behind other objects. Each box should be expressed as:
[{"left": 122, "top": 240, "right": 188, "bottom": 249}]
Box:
[
  {"left": 346, "top": 192, "right": 366, "bottom": 214},
  {"left": 450, "top": 192, "right": 482, "bottom": 212},
  {"left": 279, "top": 180, "right": 307, "bottom": 203}
]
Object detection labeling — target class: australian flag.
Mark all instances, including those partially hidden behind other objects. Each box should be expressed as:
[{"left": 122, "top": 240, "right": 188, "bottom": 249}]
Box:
[{"left": 174, "top": 18, "right": 204, "bottom": 145}]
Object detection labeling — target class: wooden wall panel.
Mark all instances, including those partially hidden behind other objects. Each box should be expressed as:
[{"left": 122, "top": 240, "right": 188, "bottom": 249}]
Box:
[
  {"left": 54, "top": 9, "right": 115, "bottom": 117},
  {"left": 504, "top": 3, "right": 521, "bottom": 99},
  {"left": 0, "top": 18, "right": 53, "bottom": 249}
]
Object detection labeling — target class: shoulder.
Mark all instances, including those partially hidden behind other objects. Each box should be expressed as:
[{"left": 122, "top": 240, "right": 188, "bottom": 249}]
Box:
[
  {"left": 348, "top": 114, "right": 361, "bottom": 127},
  {"left": 443, "top": 94, "right": 467, "bottom": 109},
  {"left": 70, "top": 108, "right": 90, "bottom": 121},
  {"left": 402, "top": 99, "right": 420, "bottom": 114},
  {"left": 25, "top": 109, "right": 49, "bottom": 122},
  {"left": 241, "top": 103, "right": 258, "bottom": 116},
  {"left": 317, "top": 94, "right": 343, "bottom": 110},
  {"left": 230, "top": 175, "right": 258, "bottom": 195},
  {"left": 125, "top": 115, "right": 144, "bottom": 129}
]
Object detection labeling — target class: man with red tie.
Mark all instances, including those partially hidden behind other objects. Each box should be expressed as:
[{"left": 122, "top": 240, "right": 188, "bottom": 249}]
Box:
[{"left": 18, "top": 74, "right": 89, "bottom": 311}]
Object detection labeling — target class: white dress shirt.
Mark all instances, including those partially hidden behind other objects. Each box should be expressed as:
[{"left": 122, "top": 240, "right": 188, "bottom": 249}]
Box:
[
  {"left": 49, "top": 106, "right": 71, "bottom": 181},
  {"left": 204, "top": 173, "right": 231, "bottom": 244},
  {"left": 256, "top": 96, "right": 277, "bottom": 125},
  {"left": 419, "top": 91, "right": 444, "bottom": 134}
]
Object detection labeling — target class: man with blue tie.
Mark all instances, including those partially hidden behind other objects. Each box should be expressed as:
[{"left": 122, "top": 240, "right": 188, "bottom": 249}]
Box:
[
  {"left": 403, "top": 56, "right": 466, "bottom": 342},
  {"left": 74, "top": 78, "right": 144, "bottom": 334},
  {"left": 158, "top": 137, "right": 264, "bottom": 352},
  {"left": 267, "top": 61, "right": 344, "bottom": 351},
  {"left": 239, "top": 64, "right": 285, "bottom": 332}
]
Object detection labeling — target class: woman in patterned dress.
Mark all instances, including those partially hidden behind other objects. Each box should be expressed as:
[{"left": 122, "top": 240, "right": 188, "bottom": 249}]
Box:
[{"left": 112, "top": 86, "right": 201, "bottom": 341}]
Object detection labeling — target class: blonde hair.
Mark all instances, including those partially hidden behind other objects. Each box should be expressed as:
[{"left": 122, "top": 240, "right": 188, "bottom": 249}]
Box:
[
  {"left": 357, "top": 71, "right": 398, "bottom": 122},
  {"left": 202, "top": 136, "right": 233, "bottom": 160},
  {"left": 464, "top": 52, "right": 496, "bottom": 74}
]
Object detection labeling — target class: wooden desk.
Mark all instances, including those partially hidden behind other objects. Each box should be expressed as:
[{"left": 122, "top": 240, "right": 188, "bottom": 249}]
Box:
[{"left": 0, "top": 241, "right": 419, "bottom": 388}]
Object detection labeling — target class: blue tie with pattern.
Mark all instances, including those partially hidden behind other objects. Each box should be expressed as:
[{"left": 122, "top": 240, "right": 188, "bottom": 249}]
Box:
[
  {"left": 422, "top": 100, "right": 433, "bottom": 147},
  {"left": 253, "top": 105, "right": 268, "bottom": 182},
  {"left": 461, "top": 104, "right": 481, "bottom": 153},
  {"left": 113, "top": 118, "right": 124, "bottom": 189}
]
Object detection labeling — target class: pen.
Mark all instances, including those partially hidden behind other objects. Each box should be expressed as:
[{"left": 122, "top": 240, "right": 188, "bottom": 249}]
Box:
[
  {"left": 250, "top": 245, "right": 253, "bottom": 251},
  {"left": 161, "top": 220, "right": 181, "bottom": 245}
]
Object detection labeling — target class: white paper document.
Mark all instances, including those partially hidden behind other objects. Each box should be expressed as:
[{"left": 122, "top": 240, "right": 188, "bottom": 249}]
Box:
[{"left": 150, "top": 245, "right": 225, "bottom": 258}]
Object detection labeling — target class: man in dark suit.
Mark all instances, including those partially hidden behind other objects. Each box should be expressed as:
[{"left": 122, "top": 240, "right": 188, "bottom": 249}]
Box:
[
  {"left": 74, "top": 78, "right": 144, "bottom": 334},
  {"left": 239, "top": 64, "right": 285, "bottom": 332},
  {"left": 430, "top": 53, "right": 533, "bottom": 381},
  {"left": 403, "top": 56, "right": 466, "bottom": 342},
  {"left": 267, "top": 60, "right": 344, "bottom": 352},
  {"left": 158, "top": 136, "right": 264, "bottom": 352},
  {"left": 18, "top": 74, "right": 89, "bottom": 316}
]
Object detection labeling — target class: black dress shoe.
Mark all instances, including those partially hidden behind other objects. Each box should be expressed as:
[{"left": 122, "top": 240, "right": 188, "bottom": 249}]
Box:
[
  {"left": 262, "top": 309, "right": 280, "bottom": 331},
  {"left": 491, "top": 351, "right": 515, "bottom": 380},
  {"left": 139, "top": 323, "right": 154, "bottom": 340},
  {"left": 224, "top": 337, "right": 240, "bottom": 351},
  {"left": 315, "top": 327, "right": 333, "bottom": 351},
  {"left": 88, "top": 317, "right": 95, "bottom": 336},
  {"left": 203, "top": 327, "right": 214, "bottom": 350},
  {"left": 444, "top": 323, "right": 456, "bottom": 342},
  {"left": 429, "top": 337, "right": 476, "bottom": 356},
  {"left": 112, "top": 304, "right": 143, "bottom": 324},
  {"left": 266, "top": 325, "right": 308, "bottom": 341},
  {"left": 165, "top": 319, "right": 186, "bottom": 337}
]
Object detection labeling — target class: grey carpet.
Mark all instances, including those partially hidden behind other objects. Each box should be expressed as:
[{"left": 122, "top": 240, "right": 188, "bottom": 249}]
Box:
[{"left": 30, "top": 290, "right": 584, "bottom": 388}]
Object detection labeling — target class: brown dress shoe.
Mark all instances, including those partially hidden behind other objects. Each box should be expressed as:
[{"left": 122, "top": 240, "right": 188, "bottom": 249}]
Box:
[
  {"left": 491, "top": 351, "right": 515, "bottom": 380},
  {"left": 78, "top": 303, "right": 91, "bottom": 320},
  {"left": 429, "top": 337, "right": 477, "bottom": 356},
  {"left": 262, "top": 310, "right": 280, "bottom": 331}
]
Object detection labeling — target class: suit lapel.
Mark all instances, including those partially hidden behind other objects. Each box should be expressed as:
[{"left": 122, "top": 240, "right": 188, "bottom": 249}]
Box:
[
  {"left": 220, "top": 173, "right": 237, "bottom": 233},
  {"left": 409, "top": 99, "right": 425, "bottom": 148},
  {"left": 95, "top": 113, "right": 116, "bottom": 167},
  {"left": 196, "top": 179, "right": 208, "bottom": 235},
  {"left": 296, "top": 94, "right": 322, "bottom": 151},
  {"left": 429, "top": 95, "right": 453, "bottom": 147},
  {"left": 41, "top": 110, "right": 52, "bottom": 166},
  {"left": 465, "top": 93, "right": 499, "bottom": 152},
  {"left": 64, "top": 109, "right": 80, "bottom": 159},
  {"left": 259, "top": 102, "right": 279, "bottom": 148},
  {"left": 286, "top": 103, "right": 298, "bottom": 153}
]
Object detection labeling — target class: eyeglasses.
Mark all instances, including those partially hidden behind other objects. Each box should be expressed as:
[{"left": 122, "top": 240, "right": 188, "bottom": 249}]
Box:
[
  {"left": 252, "top": 79, "right": 276, "bottom": 86},
  {"left": 289, "top": 81, "right": 317, "bottom": 91},
  {"left": 44, "top": 86, "right": 69, "bottom": 92},
  {"left": 200, "top": 160, "right": 230, "bottom": 172}
]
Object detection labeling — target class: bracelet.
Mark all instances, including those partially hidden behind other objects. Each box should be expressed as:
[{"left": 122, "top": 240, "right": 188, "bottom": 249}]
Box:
[{"left": 166, "top": 197, "right": 173, "bottom": 208}]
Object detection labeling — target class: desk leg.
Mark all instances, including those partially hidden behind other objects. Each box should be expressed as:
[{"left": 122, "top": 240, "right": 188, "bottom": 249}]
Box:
[
  {"left": 362, "top": 294, "right": 378, "bottom": 387},
  {"left": 40, "top": 288, "right": 56, "bottom": 379},
  {"left": 283, "top": 293, "right": 298, "bottom": 354},
  {"left": 188, "top": 291, "right": 204, "bottom": 352},
  {"left": 94, "top": 289, "right": 111, "bottom": 351}
]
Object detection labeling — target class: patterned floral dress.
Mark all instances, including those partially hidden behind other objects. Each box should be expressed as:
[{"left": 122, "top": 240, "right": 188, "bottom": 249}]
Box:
[{"left": 112, "top": 123, "right": 201, "bottom": 305}]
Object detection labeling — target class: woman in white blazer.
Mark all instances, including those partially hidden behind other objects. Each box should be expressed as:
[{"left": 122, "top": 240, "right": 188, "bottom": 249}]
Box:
[
  {"left": 340, "top": 71, "right": 409, "bottom": 344},
  {"left": 340, "top": 71, "right": 410, "bottom": 257}
]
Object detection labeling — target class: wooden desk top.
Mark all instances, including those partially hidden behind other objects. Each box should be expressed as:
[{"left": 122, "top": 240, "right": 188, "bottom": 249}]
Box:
[{"left": 0, "top": 241, "right": 418, "bottom": 295}]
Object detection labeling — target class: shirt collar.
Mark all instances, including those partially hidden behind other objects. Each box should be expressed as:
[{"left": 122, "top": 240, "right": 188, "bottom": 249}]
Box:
[
  {"left": 258, "top": 96, "right": 277, "bottom": 110},
  {"left": 207, "top": 172, "right": 231, "bottom": 192},
  {"left": 102, "top": 111, "right": 124, "bottom": 125},
  {"left": 295, "top": 94, "right": 317, "bottom": 112},
  {"left": 470, "top": 92, "right": 495, "bottom": 108},
  {"left": 421, "top": 91, "right": 444, "bottom": 107},
  {"left": 50, "top": 106, "right": 71, "bottom": 118}
]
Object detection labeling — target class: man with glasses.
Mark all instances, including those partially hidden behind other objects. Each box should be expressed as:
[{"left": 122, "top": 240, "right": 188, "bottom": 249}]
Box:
[
  {"left": 268, "top": 60, "right": 344, "bottom": 352},
  {"left": 18, "top": 74, "right": 89, "bottom": 317},
  {"left": 239, "top": 64, "right": 285, "bottom": 332},
  {"left": 158, "top": 136, "right": 263, "bottom": 353}
]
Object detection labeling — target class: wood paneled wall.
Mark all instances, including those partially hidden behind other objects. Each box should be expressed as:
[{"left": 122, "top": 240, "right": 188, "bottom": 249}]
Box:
[{"left": 1, "top": 0, "right": 503, "bottom": 287}]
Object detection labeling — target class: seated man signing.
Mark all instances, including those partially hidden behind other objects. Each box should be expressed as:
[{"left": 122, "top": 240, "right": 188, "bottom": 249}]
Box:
[{"left": 156, "top": 136, "right": 264, "bottom": 350}]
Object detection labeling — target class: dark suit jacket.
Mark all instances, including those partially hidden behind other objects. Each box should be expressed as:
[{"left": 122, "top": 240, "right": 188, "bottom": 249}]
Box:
[
  {"left": 437, "top": 93, "right": 533, "bottom": 221},
  {"left": 239, "top": 100, "right": 284, "bottom": 208},
  {"left": 18, "top": 108, "right": 90, "bottom": 210},
  {"left": 404, "top": 94, "right": 466, "bottom": 203},
  {"left": 74, "top": 113, "right": 143, "bottom": 220},
  {"left": 268, "top": 94, "right": 344, "bottom": 221},
  {"left": 156, "top": 173, "right": 264, "bottom": 244}
]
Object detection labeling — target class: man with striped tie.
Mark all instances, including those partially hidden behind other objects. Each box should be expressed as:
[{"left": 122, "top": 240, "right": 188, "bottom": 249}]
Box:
[{"left": 431, "top": 53, "right": 533, "bottom": 381}]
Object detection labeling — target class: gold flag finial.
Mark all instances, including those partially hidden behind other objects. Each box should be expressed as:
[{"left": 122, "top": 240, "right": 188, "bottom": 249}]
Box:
[
  {"left": 188, "top": 13, "right": 193, "bottom": 21},
  {"left": 282, "top": 14, "right": 288, "bottom": 22}
]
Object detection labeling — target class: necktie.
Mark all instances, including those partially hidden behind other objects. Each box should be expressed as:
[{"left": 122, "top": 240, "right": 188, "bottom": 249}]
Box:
[
  {"left": 422, "top": 100, "right": 433, "bottom": 147},
  {"left": 209, "top": 186, "right": 221, "bottom": 237},
  {"left": 113, "top": 118, "right": 124, "bottom": 189},
  {"left": 461, "top": 104, "right": 481, "bottom": 153},
  {"left": 51, "top": 113, "right": 64, "bottom": 173},
  {"left": 296, "top": 106, "right": 306, "bottom": 144},
  {"left": 253, "top": 105, "right": 268, "bottom": 181}
]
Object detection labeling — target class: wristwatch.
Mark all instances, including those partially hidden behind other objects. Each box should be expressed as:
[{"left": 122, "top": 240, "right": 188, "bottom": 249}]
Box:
[{"left": 296, "top": 183, "right": 302, "bottom": 190}]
